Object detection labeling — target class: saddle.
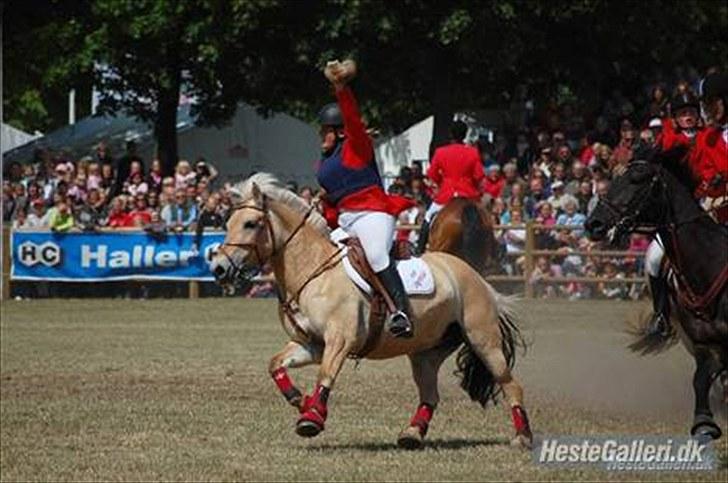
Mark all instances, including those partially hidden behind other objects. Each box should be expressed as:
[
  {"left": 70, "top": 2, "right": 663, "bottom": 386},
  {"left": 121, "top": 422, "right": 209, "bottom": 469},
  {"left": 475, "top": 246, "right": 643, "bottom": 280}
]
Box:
[{"left": 343, "top": 238, "right": 399, "bottom": 357}]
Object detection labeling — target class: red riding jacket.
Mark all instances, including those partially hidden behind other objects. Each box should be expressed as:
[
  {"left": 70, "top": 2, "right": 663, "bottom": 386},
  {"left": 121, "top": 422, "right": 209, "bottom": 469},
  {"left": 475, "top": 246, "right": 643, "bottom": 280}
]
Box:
[{"left": 426, "top": 142, "right": 484, "bottom": 205}]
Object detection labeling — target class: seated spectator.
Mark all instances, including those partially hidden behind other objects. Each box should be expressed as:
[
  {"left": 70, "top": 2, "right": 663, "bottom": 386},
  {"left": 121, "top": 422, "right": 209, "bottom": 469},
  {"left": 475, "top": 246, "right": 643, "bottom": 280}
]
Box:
[
  {"left": 597, "top": 260, "right": 627, "bottom": 299},
  {"left": 555, "top": 198, "right": 587, "bottom": 236},
  {"left": 575, "top": 181, "right": 593, "bottom": 214},
  {"left": 24, "top": 200, "right": 48, "bottom": 228},
  {"left": 128, "top": 195, "right": 153, "bottom": 227},
  {"left": 49, "top": 201, "right": 74, "bottom": 232},
  {"left": 547, "top": 181, "right": 576, "bottom": 214},
  {"left": 107, "top": 196, "right": 133, "bottom": 228},
  {"left": 75, "top": 188, "right": 107, "bottom": 231},
  {"left": 127, "top": 172, "right": 149, "bottom": 197},
  {"left": 482, "top": 164, "right": 505, "bottom": 199},
  {"left": 11, "top": 207, "right": 27, "bottom": 229},
  {"left": 194, "top": 194, "right": 226, "bottom": 251},
  {"left": 100, "top": 162, "right": 116, "bottom": 194},
  {"left": 144, "top": 211, "right": 167, "bottom": 240},
  {"left": 566, "top": 161, "right": 588, "bottom": 195},
  {"left": 161, "top": 189, "right": 198, "bottom": 232},
  {"left": 87, "top": 162, "right": 103, "bottom": 190},
  {"left": 587, "top": 179, "right": 610, "bottom": 216},
  {"left": 534, "top": 201, "right": 556, "bottom": 227},
  {"left": 529, "top": 255, "right": 560, "bottom": 298},
  {"left": 67, "top": 174, "right": 88, "bottom": 207}
]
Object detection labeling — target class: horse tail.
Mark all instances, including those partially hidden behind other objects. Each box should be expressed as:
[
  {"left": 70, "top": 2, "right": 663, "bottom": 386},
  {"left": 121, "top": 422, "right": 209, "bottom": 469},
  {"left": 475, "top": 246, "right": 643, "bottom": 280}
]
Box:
[
  {"left": 626, "top": 305, "right": 679, "bottom": 355},
  {"left": 459, "top": 202, "right": 489, "bottom": 273},
  {"left": 454, "top": 287, "right": 527, "bottom": 408}
]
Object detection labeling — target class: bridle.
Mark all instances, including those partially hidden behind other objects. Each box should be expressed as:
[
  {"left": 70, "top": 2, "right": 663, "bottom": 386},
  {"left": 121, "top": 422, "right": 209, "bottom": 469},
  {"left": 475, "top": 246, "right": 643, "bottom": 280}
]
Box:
[
  {"left": 217, "top": 201, "right": 316, "bottom": 284},
  {"left": 598, "top": 163, "right": 663, "bottom": 238}
]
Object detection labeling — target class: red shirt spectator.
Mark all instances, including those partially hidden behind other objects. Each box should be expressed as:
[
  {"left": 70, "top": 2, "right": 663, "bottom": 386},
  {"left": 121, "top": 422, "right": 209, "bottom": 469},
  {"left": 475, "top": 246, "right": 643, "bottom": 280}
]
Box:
[{"left": 481, "top": 165, "right": 505, "bottom": 199}]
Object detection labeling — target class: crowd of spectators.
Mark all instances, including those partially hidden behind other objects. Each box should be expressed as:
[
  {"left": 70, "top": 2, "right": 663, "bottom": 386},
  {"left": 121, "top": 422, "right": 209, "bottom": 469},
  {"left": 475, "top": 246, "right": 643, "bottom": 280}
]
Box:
[
  {"left": 385, "top": 73, "right": 711, "bottom": 300},
  {"left": 3, "top": 69, "right": 709, "bottom": 299}
]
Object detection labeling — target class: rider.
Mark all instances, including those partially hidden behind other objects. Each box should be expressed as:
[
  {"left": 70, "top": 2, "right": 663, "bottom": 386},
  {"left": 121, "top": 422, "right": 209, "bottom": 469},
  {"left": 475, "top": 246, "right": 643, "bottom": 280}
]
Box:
[
  {"left": 694, "top": 72, "right": 728, "bottom": 224},
  {"left": 316, "top": 60, "right": 416, "bottom": 338},
  {"left": 645, "top": 90, "right": 703, "bottom": 336},
  {"left": 417, "top": 120, "right": 484, "bottom": 254}
]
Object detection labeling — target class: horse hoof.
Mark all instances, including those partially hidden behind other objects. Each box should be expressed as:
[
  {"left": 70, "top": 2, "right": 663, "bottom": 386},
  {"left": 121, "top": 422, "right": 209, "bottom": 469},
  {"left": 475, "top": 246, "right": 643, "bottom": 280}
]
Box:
[
  {"left": 296, "top": 419, "right": 323, "bottom": 438},
  {"left": 511, "top": 432, "right": 533, "bottom": 450},
  {"left": 691, "top": 420, "right": 722, "bottom": 442},
  {"left": 397, "top": 426, "right": 424, "bottom": 450}
]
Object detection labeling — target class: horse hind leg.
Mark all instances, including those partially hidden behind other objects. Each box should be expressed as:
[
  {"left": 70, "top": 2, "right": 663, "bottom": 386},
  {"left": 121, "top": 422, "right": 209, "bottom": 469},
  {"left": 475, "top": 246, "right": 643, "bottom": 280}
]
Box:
[
  {"left": 398, "top": 334, "right": 460, "bottom": 450},
  {"left": 457, "top": 297, "right": 533, "bottom": 449}
]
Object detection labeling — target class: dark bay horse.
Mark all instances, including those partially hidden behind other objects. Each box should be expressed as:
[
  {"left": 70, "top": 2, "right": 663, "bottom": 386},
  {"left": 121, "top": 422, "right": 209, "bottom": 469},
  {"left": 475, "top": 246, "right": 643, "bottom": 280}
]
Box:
[
  {"left": 585, "top": 150, "right": 727, "bottom": 441},
  {"left": 427, "top": 198, "right": 502, "bottom": 275}
]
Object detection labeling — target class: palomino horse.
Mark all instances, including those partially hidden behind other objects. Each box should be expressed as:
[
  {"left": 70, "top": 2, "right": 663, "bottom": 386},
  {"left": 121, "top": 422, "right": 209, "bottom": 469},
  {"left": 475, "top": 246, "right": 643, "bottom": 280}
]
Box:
[
  {"left": 428, "top": 198, "right": 502, "bottom": 275},
  {"left": 586, "top": 150, "right": 727, "bottom": 441},
  {"left": 211, "top": 173, "right": 533, "bottom": 449}
]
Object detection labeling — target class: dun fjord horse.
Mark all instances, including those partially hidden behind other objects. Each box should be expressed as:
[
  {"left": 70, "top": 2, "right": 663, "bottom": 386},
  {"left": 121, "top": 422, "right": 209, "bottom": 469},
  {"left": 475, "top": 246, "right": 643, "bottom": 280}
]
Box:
[
  {"left": 586, "top": 150, "right": 727, "bottom": 441},
  {"left": 427, "top": 198, "right": 501, "bottom": 275},
  {"left": 211, "top": 173, "right": 533, "bottom": 449}
]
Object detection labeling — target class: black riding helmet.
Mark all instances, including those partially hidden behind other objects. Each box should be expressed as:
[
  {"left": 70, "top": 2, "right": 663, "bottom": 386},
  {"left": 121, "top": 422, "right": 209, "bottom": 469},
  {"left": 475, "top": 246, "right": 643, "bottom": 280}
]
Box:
[
  {"left": 318, "top": 103, "right": 343, "bottom": 127},
  {"left": 670, "top": 92, "right": 699, "bottom": 114}
]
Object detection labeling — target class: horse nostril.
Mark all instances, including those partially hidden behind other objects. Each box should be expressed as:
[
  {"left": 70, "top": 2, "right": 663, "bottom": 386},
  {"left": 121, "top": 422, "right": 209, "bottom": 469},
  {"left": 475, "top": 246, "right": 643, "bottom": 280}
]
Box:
[{"left": 214, "top": 265, "right": 227, "bottom": 278}]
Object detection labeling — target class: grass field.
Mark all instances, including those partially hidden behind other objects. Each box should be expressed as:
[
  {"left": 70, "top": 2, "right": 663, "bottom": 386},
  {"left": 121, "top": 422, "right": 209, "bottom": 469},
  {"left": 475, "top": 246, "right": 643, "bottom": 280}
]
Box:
[{"left": 1, "top": 298, "right": 726, "bottom": 481}]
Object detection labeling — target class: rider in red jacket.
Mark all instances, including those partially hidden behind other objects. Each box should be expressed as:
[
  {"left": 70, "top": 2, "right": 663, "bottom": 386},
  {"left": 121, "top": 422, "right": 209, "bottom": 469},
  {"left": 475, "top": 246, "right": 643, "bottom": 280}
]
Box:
[
  {"left": 316, "top": 60, "right": 415, "bottom": 338},
  {"left": 417, "top": 121, "right": 484, "bottom": 253}
]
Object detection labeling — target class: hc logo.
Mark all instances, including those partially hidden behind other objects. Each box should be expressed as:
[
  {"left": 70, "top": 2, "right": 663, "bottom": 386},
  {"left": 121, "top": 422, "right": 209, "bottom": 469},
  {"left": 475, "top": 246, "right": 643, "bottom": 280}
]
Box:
[{"left": 17, "top": 241, "right": 62, "bottom": 267}]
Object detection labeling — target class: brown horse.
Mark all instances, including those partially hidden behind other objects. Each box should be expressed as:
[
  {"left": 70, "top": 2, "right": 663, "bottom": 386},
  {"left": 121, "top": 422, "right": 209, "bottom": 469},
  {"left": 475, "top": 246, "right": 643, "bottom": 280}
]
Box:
[
  {"left": 427, "top": 198, "right": 502, "bottom": 275},
  {"left": 210, "top": 173, "right": 533, "bottom": 449}
]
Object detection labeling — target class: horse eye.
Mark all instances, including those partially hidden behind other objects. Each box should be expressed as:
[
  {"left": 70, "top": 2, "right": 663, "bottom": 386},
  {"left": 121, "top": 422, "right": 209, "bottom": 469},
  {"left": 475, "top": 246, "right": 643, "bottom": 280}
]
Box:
[{"left": 244, "top": 220, "right": 259, "bottom": 230}]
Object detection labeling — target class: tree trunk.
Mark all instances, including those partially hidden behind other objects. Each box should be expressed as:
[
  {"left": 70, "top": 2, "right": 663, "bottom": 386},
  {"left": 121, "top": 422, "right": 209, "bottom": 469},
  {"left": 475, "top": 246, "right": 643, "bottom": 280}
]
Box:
[
  {"left": 154, "top": 67, "right": 182, "bottom": 177},
  {"left": 429, "top": 54, "right": 454, "bottom": 158}
]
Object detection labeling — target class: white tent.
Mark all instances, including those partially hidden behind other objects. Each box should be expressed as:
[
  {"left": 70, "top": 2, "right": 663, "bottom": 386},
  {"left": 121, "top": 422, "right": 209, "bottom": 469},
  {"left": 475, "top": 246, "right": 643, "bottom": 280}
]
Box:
[
  {"left": 1, "top": 123, "right": 42, "bottom": 154},
  {"left": 375, "top": 116, "right": 433, "bottom": 180}
]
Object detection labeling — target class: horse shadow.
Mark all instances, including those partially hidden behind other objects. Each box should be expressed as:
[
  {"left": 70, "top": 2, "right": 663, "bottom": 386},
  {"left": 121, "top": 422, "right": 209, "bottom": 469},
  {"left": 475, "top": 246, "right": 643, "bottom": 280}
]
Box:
[{"left": 305, "top": 436, "right": 509, "bottom": 452}]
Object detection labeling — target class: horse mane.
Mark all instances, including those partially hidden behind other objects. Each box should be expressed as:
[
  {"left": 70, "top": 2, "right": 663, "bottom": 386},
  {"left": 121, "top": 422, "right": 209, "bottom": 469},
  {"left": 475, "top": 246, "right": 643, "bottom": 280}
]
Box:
[
  {"left": 230, "top": 173, "right": 330, "bottom": 236},
  {"left": 648, "top": 145, "right": 699, "bottom": 195}
]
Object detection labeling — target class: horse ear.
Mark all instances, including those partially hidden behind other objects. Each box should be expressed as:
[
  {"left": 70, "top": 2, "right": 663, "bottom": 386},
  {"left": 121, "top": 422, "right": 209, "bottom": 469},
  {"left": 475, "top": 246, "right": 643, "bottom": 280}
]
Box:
[{"left": 252, "top": 182, "right": 266, "bottom": 207}]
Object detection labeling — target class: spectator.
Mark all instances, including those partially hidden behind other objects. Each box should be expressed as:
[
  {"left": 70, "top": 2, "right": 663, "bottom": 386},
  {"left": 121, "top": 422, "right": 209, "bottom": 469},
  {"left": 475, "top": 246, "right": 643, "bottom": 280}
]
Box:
[
  {"left": 127, "top": 172, "right": 149, "bottom": 197},
  {"left": 161, "top": 189, "right": 197, "bottom": 232},
  {"left": 195, "top": 158, "right": 219, "bottom": 185},
  {"left": 128, "top": 195, "right": 153, "bottom": 227},
  {"left": 575, "top": 181, "right": 593, "bottom": 214},
  {"left": 107, "top": 196, "right": 132, "bottom": 228},
  {"left": 24, "top": 200, "right": 48, "bottom": 228},
  {"left": 76, "top": 188, "right": 106, "bottom": 231},
  {"left": 49, "top": 201, "right": 74, "bottom": 232},
  {"left": 587, "top": 179, "right": 610, "bottom": 216},
  {"left": 147, "top": 159, "right": 164, "bottom": 193},
  {"left": 482, "top": 164, "right": 505, "bottom": 199},
  {"left": 500, "top": 162, "right": 526, "bottom": 202},
  {"left": 566, "top": 161, "right": 588, "bottom": 195},
  {"left": 193, "top": 194, "right": 226, "bottom": 251},
  {"left": 174, "top": 160, "right": 196, "bottom": 189}
]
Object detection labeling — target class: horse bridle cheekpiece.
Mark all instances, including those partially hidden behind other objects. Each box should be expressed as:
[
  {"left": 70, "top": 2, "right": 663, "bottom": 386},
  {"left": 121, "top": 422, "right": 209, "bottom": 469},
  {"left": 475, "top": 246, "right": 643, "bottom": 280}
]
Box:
[{"left": 218, "top": 201, "right": 315, "bottom": 286}]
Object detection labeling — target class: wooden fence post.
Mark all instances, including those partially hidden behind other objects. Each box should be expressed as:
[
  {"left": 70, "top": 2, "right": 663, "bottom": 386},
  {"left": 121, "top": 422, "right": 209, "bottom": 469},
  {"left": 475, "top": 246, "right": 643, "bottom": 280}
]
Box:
[
  {"left": 524, "top": 221, "right": 535, "bottom": 298},
  {"left": 188, "top": 280, "right": 199, "bottom": 299}
]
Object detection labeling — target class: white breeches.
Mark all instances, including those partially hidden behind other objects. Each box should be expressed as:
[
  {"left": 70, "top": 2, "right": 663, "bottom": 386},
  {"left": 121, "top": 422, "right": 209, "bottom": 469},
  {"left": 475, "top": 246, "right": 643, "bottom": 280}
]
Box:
[
  {"left": 338, "top": 210, "right": 396, "bottom": 272},
  {"left": 424, "top": 201, "right": 444, "bottom": 223},
  {"left": 645, "top": 236, "right": 664, "bottom": 278}
]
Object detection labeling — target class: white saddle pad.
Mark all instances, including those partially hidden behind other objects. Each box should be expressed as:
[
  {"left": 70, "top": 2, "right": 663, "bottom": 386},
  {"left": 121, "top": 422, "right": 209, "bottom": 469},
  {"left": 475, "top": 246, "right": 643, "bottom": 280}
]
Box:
[{"left": 330, "top": 228, "right": 435, "bottom": 296}]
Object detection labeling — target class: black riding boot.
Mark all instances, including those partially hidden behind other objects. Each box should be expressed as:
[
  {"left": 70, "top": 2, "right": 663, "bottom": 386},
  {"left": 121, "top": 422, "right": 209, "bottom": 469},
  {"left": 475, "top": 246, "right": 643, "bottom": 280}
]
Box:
[
  {"left": 648, "top": 275, "right": 670, "bottom": 336},
  {"left": 376, "top": 263, "right": 414, "bottom": 338},
  {"left": 416, "top": 219, "right": 430, "bottom": 255}
]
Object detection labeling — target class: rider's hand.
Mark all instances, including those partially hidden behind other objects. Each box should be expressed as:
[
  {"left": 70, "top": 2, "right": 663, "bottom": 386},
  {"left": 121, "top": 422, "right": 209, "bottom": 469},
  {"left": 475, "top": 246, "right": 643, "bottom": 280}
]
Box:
[{"left": 324, "top": 59, "right": 357, "bottom": 88}]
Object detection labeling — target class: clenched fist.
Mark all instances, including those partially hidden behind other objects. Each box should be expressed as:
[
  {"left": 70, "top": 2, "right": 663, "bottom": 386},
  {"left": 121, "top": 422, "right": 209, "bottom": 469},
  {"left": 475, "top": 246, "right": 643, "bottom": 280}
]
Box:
[{"left": 324, "top": 59, "right": 357, "bottom": 87}]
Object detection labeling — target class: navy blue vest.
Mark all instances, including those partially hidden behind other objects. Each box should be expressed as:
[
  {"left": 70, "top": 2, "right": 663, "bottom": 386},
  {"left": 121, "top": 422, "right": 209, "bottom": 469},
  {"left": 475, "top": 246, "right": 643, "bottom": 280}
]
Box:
[{"left": 317, "top": 143, "right": 383, "bottom": 205}]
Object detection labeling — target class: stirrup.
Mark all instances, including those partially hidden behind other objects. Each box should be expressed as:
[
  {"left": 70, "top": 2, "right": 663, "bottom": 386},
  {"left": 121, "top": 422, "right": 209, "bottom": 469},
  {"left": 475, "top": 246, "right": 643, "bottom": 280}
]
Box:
[{"left": 388, "top": 311, "right": 413, "bottom": 338}]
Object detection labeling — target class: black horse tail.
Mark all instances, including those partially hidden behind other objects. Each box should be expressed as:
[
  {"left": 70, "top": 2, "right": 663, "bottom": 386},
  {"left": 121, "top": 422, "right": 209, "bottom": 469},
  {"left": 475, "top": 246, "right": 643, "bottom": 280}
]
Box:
[
  {"left": 626, "top": 304, "right": 679, "bottom": 355},
  {"left": 454, "top": 291, "right": 527, "bottom": 408},
  {"left": 460, "top": 202, "right": 489, "bottom": 274}
]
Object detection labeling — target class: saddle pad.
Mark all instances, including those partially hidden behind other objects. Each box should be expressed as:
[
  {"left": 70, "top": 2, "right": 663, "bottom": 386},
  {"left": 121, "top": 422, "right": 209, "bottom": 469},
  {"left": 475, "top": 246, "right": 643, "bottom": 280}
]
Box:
[{"left": 330, "top": 228, "right": 435, "bottom": 296}]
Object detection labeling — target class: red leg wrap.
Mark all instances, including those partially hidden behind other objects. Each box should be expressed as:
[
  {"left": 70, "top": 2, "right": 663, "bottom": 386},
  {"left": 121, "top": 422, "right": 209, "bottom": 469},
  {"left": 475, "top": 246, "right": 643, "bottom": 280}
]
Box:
[
  {"left": 511, "top": 405, "right": 531, "bottom": 435},
  {"left": 298, "top": 384, "right": 329, "bottom": 429},
  {"left": 271, "top": 367, "right": 302, "bottom": 406},
  {"left": 410, "top": 403, "right": 434, "bottom": 436}
]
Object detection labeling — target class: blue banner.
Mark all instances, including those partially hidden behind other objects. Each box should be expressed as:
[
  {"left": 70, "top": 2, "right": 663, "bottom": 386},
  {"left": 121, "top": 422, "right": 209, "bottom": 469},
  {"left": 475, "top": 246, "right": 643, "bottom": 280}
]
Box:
[{"left": 11, "top": 231, "right": 225, "bottom": 281}]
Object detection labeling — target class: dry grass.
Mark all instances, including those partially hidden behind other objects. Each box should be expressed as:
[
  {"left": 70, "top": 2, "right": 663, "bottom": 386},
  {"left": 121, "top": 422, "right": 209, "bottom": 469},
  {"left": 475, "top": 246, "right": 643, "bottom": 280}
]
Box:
[{"left": 1, "top": 298, "right": 725, "bottom": 481}]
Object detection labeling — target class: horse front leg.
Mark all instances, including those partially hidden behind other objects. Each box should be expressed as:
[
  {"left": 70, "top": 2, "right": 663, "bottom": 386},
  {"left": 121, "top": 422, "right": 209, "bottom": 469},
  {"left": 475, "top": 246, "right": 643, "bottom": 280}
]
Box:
[
  {"left": 269, "top": 341, "right": 322, "bottom": 410},
  {"left": 296, "top": 331, "right": 354, "bottom": 438},
  {"left": 690, "top": 347, "right": 722, "bottom": 441}
]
